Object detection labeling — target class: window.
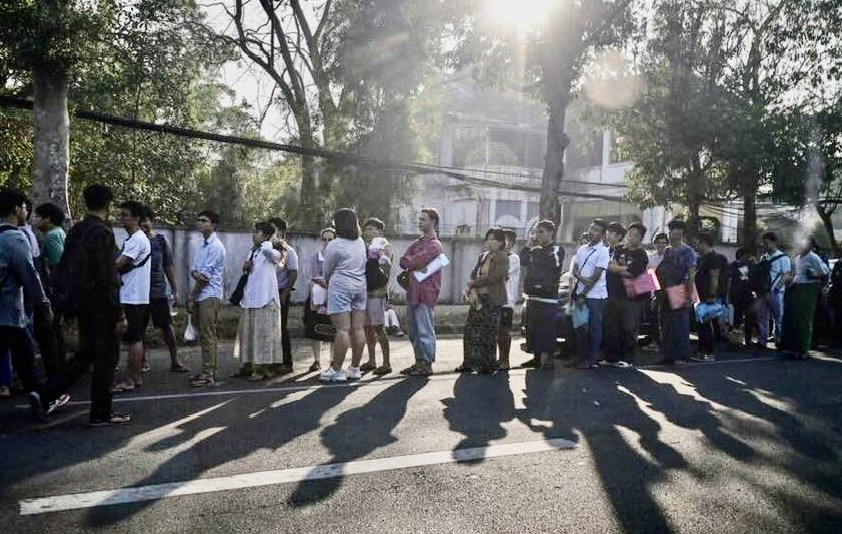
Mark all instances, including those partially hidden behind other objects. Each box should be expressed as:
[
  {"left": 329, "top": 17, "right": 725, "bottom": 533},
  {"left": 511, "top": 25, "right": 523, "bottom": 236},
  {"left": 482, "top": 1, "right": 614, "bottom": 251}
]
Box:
[
  {"left": 527, "top": 202, "right": 539, "bottom": 222},
  {"left": 495, "top": 200, "right": 521, "bottom": 222}
]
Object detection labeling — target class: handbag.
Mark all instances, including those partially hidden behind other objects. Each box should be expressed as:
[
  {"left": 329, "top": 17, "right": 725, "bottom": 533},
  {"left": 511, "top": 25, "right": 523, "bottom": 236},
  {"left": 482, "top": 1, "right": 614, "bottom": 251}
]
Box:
[
  {"left": 397, "top": 270, "right": 411, "bottom": 290},
  {"left": 229, "top": 273, "right": 248, "bottom": 306},
  {"left": 623, "top": 270, "right": 658, "bottom": 298}
]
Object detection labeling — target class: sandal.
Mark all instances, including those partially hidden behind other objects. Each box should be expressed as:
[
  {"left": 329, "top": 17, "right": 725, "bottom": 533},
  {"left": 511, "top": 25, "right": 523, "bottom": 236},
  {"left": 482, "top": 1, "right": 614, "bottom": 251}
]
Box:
[
  {"left": 308, "top": 362, "right": 321, "bottom": 372},
  {"left": 454, "top": 365, "right": 473, "bottom": 373},
  {"left": 190, "top": 374, "right": 215, "bottom": 388},
  {"left": 170, "top": 363, "right": 190, "bottom": 373},
  {"left": 111, "top": 382, "right": 138, "bottom": 394},
  {"left": 408, "top": 364, "right": 432, "bottom": 376},
  {"left": 372, "top": 365, "right": 392, "bottom": 376},
  {"left": 400, "top": 363, "right": 419, "bottom": 375},
  {"left": 360, "top": 361, "right": 376, "bottom": 372}
]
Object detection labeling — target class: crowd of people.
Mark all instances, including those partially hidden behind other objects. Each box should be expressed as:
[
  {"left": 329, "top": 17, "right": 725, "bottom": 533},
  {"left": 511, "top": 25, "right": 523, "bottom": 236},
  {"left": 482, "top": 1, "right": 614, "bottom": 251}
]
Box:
[{"left": 1, "top": 182, "right": 839, "bottom": 430}]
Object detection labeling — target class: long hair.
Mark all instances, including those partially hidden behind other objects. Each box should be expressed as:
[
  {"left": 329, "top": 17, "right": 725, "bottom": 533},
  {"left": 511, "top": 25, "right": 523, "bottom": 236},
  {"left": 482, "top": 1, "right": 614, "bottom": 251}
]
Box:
[{"left": 334, "top": 208, "right": 360, "bottom": 240}]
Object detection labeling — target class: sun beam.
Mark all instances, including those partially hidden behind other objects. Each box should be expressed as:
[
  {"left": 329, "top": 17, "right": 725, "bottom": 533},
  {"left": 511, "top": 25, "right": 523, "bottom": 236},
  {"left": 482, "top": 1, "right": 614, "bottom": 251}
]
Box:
[{"left": 486, "top": 0, "right": 558, "bottom": 31}]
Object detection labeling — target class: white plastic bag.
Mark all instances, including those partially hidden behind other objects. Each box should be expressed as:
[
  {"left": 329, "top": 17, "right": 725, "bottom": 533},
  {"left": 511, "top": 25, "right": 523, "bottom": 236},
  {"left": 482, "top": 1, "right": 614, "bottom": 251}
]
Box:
[
  {"left": 184, "top": 315, "right": 198, "bottom": 342},
  {"left": 385, "top": 308, "right": 400, "bottom": 329}
]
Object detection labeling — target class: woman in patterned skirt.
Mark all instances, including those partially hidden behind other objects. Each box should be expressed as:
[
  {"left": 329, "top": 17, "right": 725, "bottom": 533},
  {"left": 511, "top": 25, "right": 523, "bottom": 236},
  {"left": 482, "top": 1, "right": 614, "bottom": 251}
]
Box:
[{"left": 458, "top": 228, "right": 509, "bottom": 373}]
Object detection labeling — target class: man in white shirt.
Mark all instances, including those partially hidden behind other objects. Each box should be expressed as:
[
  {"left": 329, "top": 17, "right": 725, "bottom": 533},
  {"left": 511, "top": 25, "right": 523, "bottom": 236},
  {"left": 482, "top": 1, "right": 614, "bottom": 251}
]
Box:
[
  {"left": 497, "top": 229, "right": 521, "bottom": 370},
  {"left": 112, "top": 201, "right": 152, "bottom": 392},
  {"left": 572, "top": 219, "right": 611, "bottom": 369}
]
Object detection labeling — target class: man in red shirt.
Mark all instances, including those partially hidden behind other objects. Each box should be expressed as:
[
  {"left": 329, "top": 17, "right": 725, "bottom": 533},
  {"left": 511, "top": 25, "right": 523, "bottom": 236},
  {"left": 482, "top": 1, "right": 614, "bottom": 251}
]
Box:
[{"left": 399, "top": 208, "right": 444, "bottom": 376}]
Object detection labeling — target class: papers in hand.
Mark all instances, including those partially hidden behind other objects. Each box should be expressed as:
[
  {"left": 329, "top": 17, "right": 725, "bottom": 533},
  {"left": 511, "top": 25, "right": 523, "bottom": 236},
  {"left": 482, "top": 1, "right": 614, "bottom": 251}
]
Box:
[{"left": 414, "top": 253, "right": 450, "bottom": 283}]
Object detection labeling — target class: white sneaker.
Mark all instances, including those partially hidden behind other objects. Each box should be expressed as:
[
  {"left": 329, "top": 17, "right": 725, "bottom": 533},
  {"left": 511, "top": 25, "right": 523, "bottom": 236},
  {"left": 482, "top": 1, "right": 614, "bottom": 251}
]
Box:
[
  {"left": 319, "top": 367, "right": 347, "bottom": 382},
  {"left": 345, "top": 366, "right": 362, "bottom": 380}
]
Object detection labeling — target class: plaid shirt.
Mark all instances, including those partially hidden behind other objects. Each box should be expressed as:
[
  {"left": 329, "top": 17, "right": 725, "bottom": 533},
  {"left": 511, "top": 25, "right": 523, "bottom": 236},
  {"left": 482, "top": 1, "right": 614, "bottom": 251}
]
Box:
[{"left": 399, "top": 235, "right": 444, "bottom": 308}]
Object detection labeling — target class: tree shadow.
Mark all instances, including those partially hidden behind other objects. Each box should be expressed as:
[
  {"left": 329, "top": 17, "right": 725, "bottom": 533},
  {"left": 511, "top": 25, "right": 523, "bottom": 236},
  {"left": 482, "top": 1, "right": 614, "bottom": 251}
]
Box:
[{"left": 286, "top": 377, "right": 428, "bottom": 507}]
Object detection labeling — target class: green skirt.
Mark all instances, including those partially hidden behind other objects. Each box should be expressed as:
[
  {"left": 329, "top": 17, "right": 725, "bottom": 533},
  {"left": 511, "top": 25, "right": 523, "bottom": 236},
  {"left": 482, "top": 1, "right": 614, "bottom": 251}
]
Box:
[{"left": 781, "top": 284, "right": 820, "bottom": 354}]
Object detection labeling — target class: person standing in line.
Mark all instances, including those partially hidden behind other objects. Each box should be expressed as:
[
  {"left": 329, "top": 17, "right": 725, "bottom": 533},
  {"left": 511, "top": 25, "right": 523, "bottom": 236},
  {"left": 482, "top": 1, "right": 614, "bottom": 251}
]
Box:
[
  {"left": 399, "top": 208, "right": 444, "bottom": 377},
  {"left": 728, "top": 247, "right": 756, "bottom": 347},
  {"left": 647, "top": 233, "right": 668, "bottom": 270},
  {"left": 269, "top": 217, "right": 298, "bottom": 374},
  {"left": 112, "top": 201, "right": 152, "bottom": 393},
  {"left": 603, "top": 222, "right": 649, "bottom": 368},
  {"left": 655, "top": 219, "right": 697, "bottom": 365},
  {"left": 234, "top": 222, "right": 284, "bottom": 380},
  {"left": 35, "top": 184, "right": 127, "bottom": 426},
  {"left": 187, "top": 210, "right": 226, "bottom": 388},
  {"left": 458, "top": 228, "right": 509, "bottom": 373},
  {"left": 140, "top": 208, "right": 187, "bottom": 373},
  {"left": 19, "top": 198, "right": 40, "bottom": 260},
  {"left": 756, "top": 232, "right": 792, "bottom": 348},
  {"left": 692, "top": 232, "right": 728, "bottom": 362},
  {"left": 361, "top": 218, "right": 395, "bottom": 376},
  {"left": 572, "top": 219, "right": 610, "bottom": 370},
  {"left": 521, "top": 220, "right": 565, "bottom": 369},
  {"left": 304, "top": 228, "right": 336, "bottom": 371},
  {"left": 0, "top": 189, "right": 61, "bottom": 416},
  {"left": 319, "top": 209, "right": 368, "bottom": 382},
  {"left": 497, "top": 228, "right": 521, "bottom": 371},
  {"left": 32, "top": 202, "right": 67, "bottom": 377},
  {"left": 781, "top": 236, "right": 830, "bottom": 359}
]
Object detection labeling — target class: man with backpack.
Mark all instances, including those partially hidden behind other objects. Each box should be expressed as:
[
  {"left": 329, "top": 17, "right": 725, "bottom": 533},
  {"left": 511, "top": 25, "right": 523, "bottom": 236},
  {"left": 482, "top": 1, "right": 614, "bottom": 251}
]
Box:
[
  {"left": 34, "top": 184, "right": 130, "bottom": 426},
  {"left": 754, "top": 232, "right": 792, "bottom": 349}
]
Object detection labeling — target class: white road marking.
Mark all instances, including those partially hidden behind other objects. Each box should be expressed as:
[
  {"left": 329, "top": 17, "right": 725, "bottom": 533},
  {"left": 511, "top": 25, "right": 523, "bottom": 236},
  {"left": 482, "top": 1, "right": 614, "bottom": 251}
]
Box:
[
  {"left": 13, "top": 355, "right": 780, "bottom": 409},
  {"left": 19, "top": 437, "right": 577, "bottom": 515}
]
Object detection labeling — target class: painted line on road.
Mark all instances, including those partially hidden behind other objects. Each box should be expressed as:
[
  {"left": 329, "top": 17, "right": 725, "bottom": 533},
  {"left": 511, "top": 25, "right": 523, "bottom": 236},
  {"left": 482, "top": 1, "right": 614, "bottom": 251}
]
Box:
[
  {"left": 13, "top": 356, "right": 781, "bottom": 409},
  {"left": 18, "top": 437, "right": 577, "bottom": 515}
]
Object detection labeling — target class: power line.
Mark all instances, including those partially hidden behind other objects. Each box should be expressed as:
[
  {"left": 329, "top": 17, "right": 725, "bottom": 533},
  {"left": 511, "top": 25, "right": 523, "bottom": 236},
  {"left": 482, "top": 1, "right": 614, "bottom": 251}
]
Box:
[{"left": 0, "top": 95, "right": 628, "bottom": 200}]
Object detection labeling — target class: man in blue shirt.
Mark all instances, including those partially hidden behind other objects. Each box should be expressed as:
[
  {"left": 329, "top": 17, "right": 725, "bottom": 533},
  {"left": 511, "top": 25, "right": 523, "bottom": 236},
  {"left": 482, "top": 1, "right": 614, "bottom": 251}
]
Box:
[
  {"left": 188, "top": 210, "right": 226, "bottom": 387},
  {"left": 0, "top": 189, "right": 57, "bottom": 419},
  {"left": 656, "top": 219, "right": 697, "bottom": 365}
]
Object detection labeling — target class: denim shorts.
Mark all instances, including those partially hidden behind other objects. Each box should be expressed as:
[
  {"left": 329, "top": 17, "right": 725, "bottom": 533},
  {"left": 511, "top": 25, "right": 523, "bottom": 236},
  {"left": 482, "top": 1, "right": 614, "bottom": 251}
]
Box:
[{"left": 328, "top": 286, "right": 367, "bottom": 315}]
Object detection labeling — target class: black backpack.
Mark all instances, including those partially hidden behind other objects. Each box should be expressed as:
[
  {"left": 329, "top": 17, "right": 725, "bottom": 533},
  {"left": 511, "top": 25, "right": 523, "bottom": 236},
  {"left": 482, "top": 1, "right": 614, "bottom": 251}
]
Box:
[
  {"left": 749, "top": 253, "right": 785, "bottom": 295},
  {"left": 51, "top": 222, "right": 98, "bottom": 317},
  {"left": 365, "top": 258, "right": 389, "bottom": 291}
]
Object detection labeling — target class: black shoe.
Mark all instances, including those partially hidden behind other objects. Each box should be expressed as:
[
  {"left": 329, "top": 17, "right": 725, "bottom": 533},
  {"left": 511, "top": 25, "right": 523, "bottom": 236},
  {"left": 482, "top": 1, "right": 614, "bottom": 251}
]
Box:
[
  {"left": 29, "top": 391, "right": 46, "bottom": 422},
  {"left": 89, "top": 412, "right": 132, "bottom": 427},
  {"left": 522, "top": 357, "right": 540, "bottom": 368}
]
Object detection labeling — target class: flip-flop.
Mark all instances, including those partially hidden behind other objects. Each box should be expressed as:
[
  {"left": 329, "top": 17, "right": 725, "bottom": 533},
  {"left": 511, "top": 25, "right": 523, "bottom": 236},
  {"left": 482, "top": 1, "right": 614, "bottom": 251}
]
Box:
[
  {"left": 400, "top": 364, "right": 419, "bottom": 375},
  {"left": 372, "top": 365, "right": 392, "bottom": 376},
  {"left": 408, "top": 366, "right": 432, "bottom": 376},
  {"left": 111, "top": 383, "right": 137, "bottom": 393}
]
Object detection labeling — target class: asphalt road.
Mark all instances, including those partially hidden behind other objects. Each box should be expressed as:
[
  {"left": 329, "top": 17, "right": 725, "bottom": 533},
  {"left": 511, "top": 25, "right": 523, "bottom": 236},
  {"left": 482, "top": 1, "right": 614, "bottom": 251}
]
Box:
[{"left": 1, "top": 338, "right": 842, "bottom": 534}]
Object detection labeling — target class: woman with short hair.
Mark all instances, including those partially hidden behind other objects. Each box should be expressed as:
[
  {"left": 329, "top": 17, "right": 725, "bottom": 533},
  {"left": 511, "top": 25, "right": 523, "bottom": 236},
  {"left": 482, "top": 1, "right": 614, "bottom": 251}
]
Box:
[
  {"left": 320, "top": 209, "right": 368, "bottom": 382},
  {"left": 458, "top": 228, "right": 509, "bottom": 373},
  {"left": 233, "top": 221, "right": 284, "bottom": 380}
]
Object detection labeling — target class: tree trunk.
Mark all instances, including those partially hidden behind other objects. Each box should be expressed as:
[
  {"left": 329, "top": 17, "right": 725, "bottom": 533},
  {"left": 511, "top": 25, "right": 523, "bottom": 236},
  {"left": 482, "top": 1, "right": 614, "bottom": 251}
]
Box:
[
  {"left": 540, "top": 94, "right": 570, "bottom": 231},
  {"left": 742, "top": 188, "right": 757, "bottom": 248},
  {"left": 31, "top": 66, "right": 71, "bottom": 218},
  {"left": 817, "top": 205, "right": 841, "bottom": 258}
]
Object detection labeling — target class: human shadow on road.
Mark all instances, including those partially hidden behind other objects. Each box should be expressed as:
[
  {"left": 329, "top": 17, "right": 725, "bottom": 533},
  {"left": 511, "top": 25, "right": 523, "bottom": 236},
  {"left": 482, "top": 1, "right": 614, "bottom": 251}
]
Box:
[
  {"left": 83, "top": 382, "right": 357, "bottom": 527},
  {"left": 285, "top": 377, "right": 428, "bottom": 507},
  {"left": 519, "top": 368, "right": 683, "bottom": 534},
  {"left": 441, "top": 372, "right": 516, "bottom": 460}
]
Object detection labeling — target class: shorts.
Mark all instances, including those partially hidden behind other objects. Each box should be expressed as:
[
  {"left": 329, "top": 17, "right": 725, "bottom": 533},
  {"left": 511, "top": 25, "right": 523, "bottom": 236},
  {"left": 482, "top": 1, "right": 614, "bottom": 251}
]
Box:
[
  {"left": 365, "top": 297, "right": 386, "bottom": 326},
  {"left": 149, "top": 298, "right": 172, "bottom": 328},
  {"left": 498, "top": 307, "right": 514, "bottom": 331},
  {"left": 122, "top": 304, "right": 150, "bottom": 343},
  {"left": 327, "top": 286, "right": 367, "bottom": 315}
]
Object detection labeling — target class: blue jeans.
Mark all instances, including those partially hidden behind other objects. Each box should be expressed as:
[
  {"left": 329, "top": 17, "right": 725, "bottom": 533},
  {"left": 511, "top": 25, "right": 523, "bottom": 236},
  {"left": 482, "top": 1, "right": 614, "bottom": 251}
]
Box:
[
  {"left": 407, "top": 303, "right": 436, "bottom": 363},
  {"left": 758, "top": 289, "right": 784, "bottom": 344},
  {"left": 584, "top": 298, "right": 607, "bottom": 364},
  {"left": 663, "top": 307, "right": 691, "bottom": 361}
]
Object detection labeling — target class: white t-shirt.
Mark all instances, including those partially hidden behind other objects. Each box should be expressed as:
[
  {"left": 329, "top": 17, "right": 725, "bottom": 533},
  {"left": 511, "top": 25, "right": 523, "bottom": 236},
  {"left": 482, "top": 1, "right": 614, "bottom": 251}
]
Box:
[
  {"left": 505, "top": 252, "right": 521, "bottom": 309},
  {"left": 120, "top": 229, "right": 152, "bottom": 305},
  {"left": 573, "top": 242, "right": 610, "bottom": 299}
]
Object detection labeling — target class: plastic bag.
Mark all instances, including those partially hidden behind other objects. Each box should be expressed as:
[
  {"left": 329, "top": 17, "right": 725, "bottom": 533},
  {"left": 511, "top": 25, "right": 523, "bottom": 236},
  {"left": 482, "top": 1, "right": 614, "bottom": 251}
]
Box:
[
  {"left": 694, "top": 300, "right": 729, "bottom": 324},
  {"left": 184, "top": 315, "right": 198, "bottom": 342},
  {"left": 566, "top": 301, "right": 589, "bottom": 329}
]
